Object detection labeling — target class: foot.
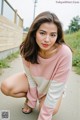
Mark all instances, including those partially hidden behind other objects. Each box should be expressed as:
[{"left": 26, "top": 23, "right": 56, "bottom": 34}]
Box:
[{"left": 22, "top": 101, "right": 33, "bottom": 114}]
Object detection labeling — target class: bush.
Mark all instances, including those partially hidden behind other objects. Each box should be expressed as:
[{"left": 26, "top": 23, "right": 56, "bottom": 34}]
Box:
[{"left": 65, "top": 30, "right": 80, "bottom": 74}]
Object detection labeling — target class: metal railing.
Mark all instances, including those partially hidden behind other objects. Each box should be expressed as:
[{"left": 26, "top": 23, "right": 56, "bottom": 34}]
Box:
[{"left": 0, "top": 0, "right": 23, "bottom": 27}]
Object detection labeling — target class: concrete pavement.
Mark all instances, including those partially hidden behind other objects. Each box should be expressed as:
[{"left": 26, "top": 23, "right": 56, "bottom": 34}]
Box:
[{"left": 0, "top": 56, "right": 80, "bottom": 120}]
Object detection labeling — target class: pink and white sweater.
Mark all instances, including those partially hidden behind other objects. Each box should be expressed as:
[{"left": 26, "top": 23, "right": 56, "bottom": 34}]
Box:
[{"left": 22, "top": 44, "right": 72, "bottom": 120}]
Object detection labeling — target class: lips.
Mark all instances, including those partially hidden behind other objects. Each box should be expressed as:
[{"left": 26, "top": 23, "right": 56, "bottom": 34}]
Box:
[{"left": 42, "top": 43, "right": 49, "bottom": 47}]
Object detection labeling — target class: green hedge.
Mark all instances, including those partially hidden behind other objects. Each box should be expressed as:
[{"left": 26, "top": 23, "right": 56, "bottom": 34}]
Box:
[{"left": 65, "top": 30, "right": 80, "bottom": 74}]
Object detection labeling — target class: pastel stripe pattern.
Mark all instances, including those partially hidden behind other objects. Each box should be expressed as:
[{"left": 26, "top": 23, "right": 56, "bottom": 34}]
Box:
[{"left": 22, "top": 44, "right": 72, "bottom": 120}]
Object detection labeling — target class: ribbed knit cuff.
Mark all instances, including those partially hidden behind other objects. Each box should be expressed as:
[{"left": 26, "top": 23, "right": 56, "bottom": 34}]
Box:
[{"left": 38, "top": 104, "right": 53, "bottom": 120}]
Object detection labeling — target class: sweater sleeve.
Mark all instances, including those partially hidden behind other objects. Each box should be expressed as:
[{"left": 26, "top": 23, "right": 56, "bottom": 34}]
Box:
[
  {"left": 38, "top": 51, "right": 72, "bottom": 120},
  {"left": 22, "top": 58, "right": 38, "bottom": 108}
]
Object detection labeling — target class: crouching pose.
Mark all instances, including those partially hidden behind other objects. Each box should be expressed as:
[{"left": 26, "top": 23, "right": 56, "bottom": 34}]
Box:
[{"left": 1, "top": 11, "right": 72, "bottom": 120}]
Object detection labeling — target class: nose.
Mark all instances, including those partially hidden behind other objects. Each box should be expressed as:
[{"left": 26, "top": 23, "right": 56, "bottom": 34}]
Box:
[{"left": 44, "top": 35, "right": 50, "bottom": 42}]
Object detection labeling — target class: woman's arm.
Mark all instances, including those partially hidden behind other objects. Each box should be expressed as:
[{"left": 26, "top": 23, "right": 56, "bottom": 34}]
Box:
[
  {"left": 38, "top": 50, "right": 72, "bottom": 120},
  {"left": 22, "top": 58, "right": 38, "bottom": 108}
]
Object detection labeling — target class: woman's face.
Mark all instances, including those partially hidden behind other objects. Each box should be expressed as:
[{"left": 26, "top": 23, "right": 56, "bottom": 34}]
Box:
[{"left": 36, "top": 22, "right": 58, "bottom": 53}]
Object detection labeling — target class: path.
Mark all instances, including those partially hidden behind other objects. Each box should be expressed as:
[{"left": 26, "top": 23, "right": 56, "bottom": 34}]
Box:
[{"left": 0, "top": 56, "right": 80, "bottom": 120}]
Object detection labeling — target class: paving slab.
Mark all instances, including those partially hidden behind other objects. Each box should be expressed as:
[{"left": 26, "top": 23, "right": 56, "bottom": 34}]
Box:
[{"left": 0, "top": 56, "right": 80, "bottom": 120}]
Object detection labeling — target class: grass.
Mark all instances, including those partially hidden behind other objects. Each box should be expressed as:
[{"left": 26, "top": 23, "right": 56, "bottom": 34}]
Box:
[
  {"left": 64, "top": 30, "right": 80, "bottom": 74},
  {"left": 0, "top": 51, "right": 19, "bottom": 75}
]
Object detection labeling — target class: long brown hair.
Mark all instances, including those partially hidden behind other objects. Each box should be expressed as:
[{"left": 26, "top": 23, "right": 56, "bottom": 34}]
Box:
[{"left": 20, "top": 11, "right": 65, "bottom": 64}]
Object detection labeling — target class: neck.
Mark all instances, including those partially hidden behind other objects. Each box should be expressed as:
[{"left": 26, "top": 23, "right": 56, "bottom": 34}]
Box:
[{"left": 39, "top": 44, "right": 60, "bottom": 59}]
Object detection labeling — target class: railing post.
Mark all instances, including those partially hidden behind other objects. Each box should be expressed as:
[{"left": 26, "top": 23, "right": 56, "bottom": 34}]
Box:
[
  {"left": 14, "top": 9, "right": 17, "bottom": 24},
  {"left": 1, "top": 0, "right": 4, "bottom": 15},
  {"left": 19, "top": 18, "right": 23, "bottom": 28}
]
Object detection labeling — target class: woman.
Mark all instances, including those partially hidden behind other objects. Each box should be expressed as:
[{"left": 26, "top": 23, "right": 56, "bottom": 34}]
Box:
[{"left": 1, "top": 11, "right": 72, "bottom": 120}]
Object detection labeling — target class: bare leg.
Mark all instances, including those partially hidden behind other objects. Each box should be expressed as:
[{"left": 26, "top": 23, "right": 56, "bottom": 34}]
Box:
[
  {"left": 1, "top": 72, "right": 32, "bottom": 113},
  {"left": 39, "top": 95, "right": 63, "bottom": 115},
  {"left": 1, "top": 72, "right": 29, "bottom": 98}
]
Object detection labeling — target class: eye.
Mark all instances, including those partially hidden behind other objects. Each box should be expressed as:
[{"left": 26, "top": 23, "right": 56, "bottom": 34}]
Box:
[
  {"left": 51, "top": 34, "right": 57, "bottom": 37},
  {"left": 40, "top": 32, "right": 45, "bottom": 35}
]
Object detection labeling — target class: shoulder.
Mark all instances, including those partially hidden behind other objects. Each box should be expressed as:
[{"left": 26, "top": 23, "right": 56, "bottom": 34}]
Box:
[
  {"left": 57, "top": 44, "right": 72, "bottom": 64},
  {"left": 57, "top": 45, "right": 72, "bottom": 70},
  {"left": 22, "top": 57, "right": 30, "bottom": 68},
  {"left": 59, "top": 44, "right": 72, "bottom": 58}
]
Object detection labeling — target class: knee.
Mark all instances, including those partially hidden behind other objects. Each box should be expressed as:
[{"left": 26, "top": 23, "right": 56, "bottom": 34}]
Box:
[{"left": 1, "top": 80, "right": 12, "bottom": 96}]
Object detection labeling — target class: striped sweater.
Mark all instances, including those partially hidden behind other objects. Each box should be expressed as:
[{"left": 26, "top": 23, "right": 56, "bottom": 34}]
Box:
[{"left": 22, "top": 44, "right": 72, "bottom": 120}]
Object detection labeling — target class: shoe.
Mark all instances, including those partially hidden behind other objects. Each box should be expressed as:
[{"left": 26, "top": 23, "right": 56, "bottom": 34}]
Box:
[{"left": 22, "top": 100, "right": 33, "bottom": 114}]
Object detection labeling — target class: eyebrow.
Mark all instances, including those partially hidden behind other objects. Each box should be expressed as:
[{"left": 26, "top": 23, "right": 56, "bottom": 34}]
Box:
[{"left": 39, "top": 30, "right": 57, "bottom": 34}]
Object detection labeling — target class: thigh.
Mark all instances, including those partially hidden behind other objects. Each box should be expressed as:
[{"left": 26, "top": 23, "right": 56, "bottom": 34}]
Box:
[{"left": 2, "top": 72, "right": 29, "bottom": 93}]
